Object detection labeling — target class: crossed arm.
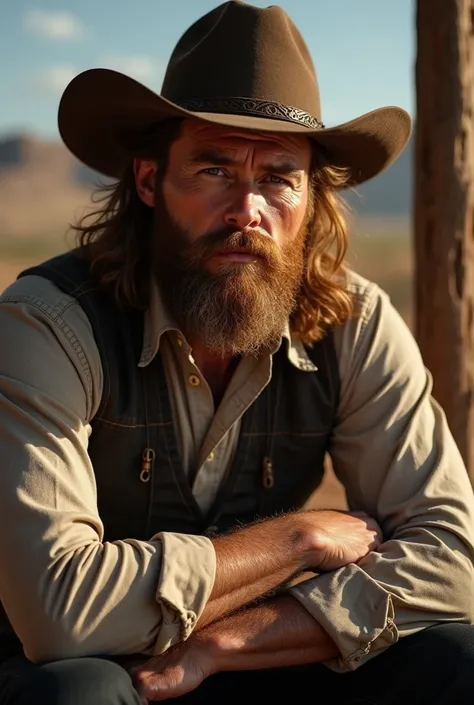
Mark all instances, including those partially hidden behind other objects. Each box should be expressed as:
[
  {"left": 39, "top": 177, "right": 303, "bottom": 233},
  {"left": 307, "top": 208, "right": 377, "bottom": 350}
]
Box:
[
  {"left": 135, "top": 593, "right": 339, "bottom": 702},
  {"left": 133, "top": 508, "right": 382, "bottom": 700}
]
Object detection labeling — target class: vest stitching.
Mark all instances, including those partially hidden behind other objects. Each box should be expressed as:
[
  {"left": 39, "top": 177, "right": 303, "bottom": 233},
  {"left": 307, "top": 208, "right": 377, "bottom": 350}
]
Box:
[
  {"left": 241, "top": 430, "right": 330, "bottom": 437},
  {"left": 94, "top": 417, "right": 172, "bottom": 428}
]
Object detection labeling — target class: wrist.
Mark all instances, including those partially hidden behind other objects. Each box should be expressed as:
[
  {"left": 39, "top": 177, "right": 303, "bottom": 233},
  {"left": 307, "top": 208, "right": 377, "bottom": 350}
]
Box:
[
  {"left": 294, "top": 511, "right": 328, "bottom": 571},
  {"left": 193, "top": 627, "right": 242, "bottom": 674}
]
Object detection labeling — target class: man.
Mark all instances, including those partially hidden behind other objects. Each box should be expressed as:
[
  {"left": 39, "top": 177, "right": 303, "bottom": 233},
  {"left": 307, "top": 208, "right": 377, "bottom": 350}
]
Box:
[{"left": 1, "top": 1, "right": 474, "bottom": 703}]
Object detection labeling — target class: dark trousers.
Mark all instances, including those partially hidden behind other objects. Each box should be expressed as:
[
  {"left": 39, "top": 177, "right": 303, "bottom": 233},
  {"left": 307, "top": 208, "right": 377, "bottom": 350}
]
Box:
[{"left": 1, "top": 623, "right": 473, "bottom": 704}]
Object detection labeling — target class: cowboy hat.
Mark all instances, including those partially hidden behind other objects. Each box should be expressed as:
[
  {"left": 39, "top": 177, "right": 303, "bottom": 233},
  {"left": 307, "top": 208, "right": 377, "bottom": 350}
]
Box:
[{"left": 58, "top": 0, "right": 412, "bottom": 186}]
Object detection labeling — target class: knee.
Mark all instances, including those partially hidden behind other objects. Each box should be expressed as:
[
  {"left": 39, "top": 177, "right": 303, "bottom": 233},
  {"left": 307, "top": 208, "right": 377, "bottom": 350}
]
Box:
[
  {"left": 407, "top": 623, "right": 474, "bottom": 695},
  {"left": 35, "top": 657, "right": 140, "bottom": 705},
  {"left": 416, "top": 622, "right": 474, "bottom": 663},
  {"left": 356, "top": 624, "right": 474, "bottom": 704}
]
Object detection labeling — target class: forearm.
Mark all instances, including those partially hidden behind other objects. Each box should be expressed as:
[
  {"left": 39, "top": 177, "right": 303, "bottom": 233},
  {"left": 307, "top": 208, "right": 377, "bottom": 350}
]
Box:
[
  {"left": 197, "top": 514, "right": 314, "bottom": 628},
  {"left": 198, "top": 507, "right": 383, "bottom": 629},
  {"left": 200, "top": 594, "right": 339, "bottom": 671}
]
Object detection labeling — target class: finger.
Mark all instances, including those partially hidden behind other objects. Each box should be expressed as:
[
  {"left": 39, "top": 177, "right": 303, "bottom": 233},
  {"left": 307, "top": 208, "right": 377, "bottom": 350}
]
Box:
[
  {"left": 130, "top": 666, "right": 151, "bottom": 687},
  {"left": 372, "top": 524, "right": 384, "bottom": 543},
  {"left": 135, "top": 673, "right": 170, "bottom": 703},
  {"left": 369, "top": 531, "right": 383, "bottom": 551},
  {"left": 130, "top": 661, "right": 157, "bottom": 680},
  {"left": 143, "top": 683, "right": 169, "bottom": 702},
  {"left": 365, "top": 519, "right": 384, "bottom": 538}
]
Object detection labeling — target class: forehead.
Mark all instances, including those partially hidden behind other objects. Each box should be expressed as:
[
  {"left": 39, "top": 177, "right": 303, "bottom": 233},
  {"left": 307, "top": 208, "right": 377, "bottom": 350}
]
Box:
[{"left": 175, "top": 119, "right": 311, "bottom": 164}]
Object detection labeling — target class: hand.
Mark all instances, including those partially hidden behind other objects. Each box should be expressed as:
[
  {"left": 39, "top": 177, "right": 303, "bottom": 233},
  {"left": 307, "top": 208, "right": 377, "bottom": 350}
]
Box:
[
  {"left": 131, "top": 637, "right": 216, "bottom": 703},
  {"left": 304, "top": 509, "right": 383, "bottom": 572}
]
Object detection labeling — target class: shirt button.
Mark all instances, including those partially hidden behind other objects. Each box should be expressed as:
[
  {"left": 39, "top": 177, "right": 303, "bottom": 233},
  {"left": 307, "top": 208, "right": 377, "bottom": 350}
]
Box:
[
  {"left": 207, "top": 451, "right": 215, "bottom": 462},
  {"left": 188, "top": 374, "right": 201, "bottom": 387}
]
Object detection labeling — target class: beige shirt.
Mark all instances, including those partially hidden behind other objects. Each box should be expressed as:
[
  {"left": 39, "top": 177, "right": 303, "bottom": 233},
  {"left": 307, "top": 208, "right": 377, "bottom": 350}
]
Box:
[{"left": 1, "top": 269, "right": 474, "bottom": 672}]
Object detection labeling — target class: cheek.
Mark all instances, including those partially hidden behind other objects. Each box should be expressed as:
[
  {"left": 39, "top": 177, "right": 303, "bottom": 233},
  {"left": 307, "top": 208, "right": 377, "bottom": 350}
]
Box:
[
  {"left": 269, "top": 192, "right": 309, "bottom": 245},
  {"left": 291, "top": 192, "right": 310, "bottom": 237},
  {"left": 162, "top": 179, "right": 221, "bottom": 234}
]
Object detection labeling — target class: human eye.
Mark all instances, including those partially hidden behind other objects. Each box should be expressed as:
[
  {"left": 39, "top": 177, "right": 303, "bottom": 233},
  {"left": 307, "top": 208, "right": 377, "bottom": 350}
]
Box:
[
  {"left": 265, "top": 174, "right": 290, "bottom": 186},
  {"left": 202, "top": 167, "right": 226, "bottom": 177}
]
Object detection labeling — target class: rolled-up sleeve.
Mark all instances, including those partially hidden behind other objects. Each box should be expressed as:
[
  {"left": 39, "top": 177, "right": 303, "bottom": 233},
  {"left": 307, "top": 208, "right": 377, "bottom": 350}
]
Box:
[
  {"left": 288, "top": 274, "right": 474, "bottom": 671},
  {"left": 0, "top": 276, "right": 216, "bottom": 664}
]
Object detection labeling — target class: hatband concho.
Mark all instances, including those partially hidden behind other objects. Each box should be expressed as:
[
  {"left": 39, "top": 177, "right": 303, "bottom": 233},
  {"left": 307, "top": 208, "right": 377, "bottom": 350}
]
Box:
[{"left": 177, "top": 96, "right": 325, "bottom": 130}]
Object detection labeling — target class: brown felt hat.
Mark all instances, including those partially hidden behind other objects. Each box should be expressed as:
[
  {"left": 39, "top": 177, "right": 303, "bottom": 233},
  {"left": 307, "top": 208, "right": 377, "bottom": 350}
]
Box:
[{"left": 58, "top": 0, "right": 412, "bottom": 185}]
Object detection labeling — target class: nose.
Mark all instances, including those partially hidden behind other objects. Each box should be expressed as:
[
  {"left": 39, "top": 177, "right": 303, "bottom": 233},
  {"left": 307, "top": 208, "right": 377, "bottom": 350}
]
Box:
[{"left": 224, "top": 189, "right": 262, "bottom": 230}]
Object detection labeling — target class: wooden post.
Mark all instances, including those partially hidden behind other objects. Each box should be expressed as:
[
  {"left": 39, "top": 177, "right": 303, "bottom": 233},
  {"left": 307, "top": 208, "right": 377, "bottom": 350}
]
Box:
[{"left": 414, "top": 0, "right": 474, "bottom": 482}]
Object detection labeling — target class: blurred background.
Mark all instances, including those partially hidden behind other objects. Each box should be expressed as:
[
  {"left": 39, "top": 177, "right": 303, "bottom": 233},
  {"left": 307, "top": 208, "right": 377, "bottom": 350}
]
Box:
[{"left": 0, "top": 1, "right": 418, "bottom": 506}]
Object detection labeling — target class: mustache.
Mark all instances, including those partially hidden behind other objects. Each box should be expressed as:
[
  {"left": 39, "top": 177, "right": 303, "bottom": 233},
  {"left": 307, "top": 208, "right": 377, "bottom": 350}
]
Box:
[{"left": 183, "top": 228, "right": 280, "bottom": 266}]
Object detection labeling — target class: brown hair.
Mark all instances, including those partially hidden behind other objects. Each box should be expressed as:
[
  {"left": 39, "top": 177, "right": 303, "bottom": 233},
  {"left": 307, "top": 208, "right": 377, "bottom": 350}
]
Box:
[
  {"left": 294, "top": 152, "right": 354, "bottom": 342},
  {"left": 73, "top": 121, "right": 354, "bottom": 343}
]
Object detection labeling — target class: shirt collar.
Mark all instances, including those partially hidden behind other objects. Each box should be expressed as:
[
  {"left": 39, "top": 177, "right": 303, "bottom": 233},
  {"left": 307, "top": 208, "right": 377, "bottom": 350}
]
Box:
[
  {"left": 138, "top": 279, "right": 318, "bottom": 373},
  {"left": 139, "top": 278, "right": 180, "bottom": 367}
]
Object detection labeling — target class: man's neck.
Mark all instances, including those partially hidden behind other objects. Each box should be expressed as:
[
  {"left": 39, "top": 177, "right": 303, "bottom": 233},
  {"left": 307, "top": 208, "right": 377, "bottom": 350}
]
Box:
[{"left": 189, "top": 339, "right": 240, "bottom": 408}]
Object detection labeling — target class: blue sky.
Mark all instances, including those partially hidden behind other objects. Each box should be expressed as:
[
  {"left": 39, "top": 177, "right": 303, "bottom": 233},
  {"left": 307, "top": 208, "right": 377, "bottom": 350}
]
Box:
[{"left": 0, "top": 0, "right": 415, "bottom": 140}]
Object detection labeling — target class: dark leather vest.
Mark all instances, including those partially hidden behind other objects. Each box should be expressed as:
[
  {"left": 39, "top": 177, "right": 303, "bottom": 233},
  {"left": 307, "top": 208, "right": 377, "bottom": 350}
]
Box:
[{"left": 17, "top": 249, "right": 340, "bottom": 541}]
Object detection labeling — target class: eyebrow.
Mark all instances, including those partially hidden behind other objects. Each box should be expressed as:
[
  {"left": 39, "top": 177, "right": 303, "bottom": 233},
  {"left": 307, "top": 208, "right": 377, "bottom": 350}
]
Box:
[{"left": 189, "top": 149, "right": 303, "bottom": 176}]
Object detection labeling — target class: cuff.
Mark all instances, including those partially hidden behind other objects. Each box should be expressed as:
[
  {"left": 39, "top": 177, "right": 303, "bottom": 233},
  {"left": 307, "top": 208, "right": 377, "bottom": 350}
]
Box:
[
  {"left": 288, "top": 563, "right": 397, "bottom": 672},
  {"left": 152, "top": 532, "right": 216, "bottom": 654}
]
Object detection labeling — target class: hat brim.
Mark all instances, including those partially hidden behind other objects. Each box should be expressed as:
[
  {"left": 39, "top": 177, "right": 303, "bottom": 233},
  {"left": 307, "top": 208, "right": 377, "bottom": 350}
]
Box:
[{"left": 58, "top": 68, "right": 412, "bottom": 186}]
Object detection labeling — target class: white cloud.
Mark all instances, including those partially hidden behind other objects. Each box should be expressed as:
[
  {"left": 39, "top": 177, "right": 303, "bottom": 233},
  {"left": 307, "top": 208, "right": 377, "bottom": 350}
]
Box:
[
  {"left": 26, "top": 55, "right": 168, "bottom": 100},
  {"left": 98, "top": 55, "right": 166, "bottom": 83},
  {"left": 34, "top": 65, "right": 78, "bottom": 94},
  {"left": 23, "top": 9, "right": 85, "bottom": 40}
]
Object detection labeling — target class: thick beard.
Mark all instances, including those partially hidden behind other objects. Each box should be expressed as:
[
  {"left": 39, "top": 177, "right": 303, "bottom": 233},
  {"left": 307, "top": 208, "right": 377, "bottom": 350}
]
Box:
[{"left": 152, "top": 198, "right": 307, "bottom": 358}]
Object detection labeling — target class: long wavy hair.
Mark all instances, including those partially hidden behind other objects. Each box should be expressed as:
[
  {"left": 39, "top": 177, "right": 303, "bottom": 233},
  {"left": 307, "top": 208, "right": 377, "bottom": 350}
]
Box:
[{"left": 73, "top": 119, "right": 355, "bottom": 344}]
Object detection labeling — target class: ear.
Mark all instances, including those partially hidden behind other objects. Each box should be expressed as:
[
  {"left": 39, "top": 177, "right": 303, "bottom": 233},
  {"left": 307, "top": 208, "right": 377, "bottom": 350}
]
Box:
[{"left": 134, "top": 158, "right": 158, "bottom": 207}]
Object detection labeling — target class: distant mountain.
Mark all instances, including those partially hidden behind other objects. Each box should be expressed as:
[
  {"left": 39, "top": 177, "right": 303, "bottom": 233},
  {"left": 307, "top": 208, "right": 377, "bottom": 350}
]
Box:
[
  {"left": 0, "top": 133, "right": 412, "bottom": 241},
  {"left": 0, "top": 135, "right": 92, "bottom": 241}
]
